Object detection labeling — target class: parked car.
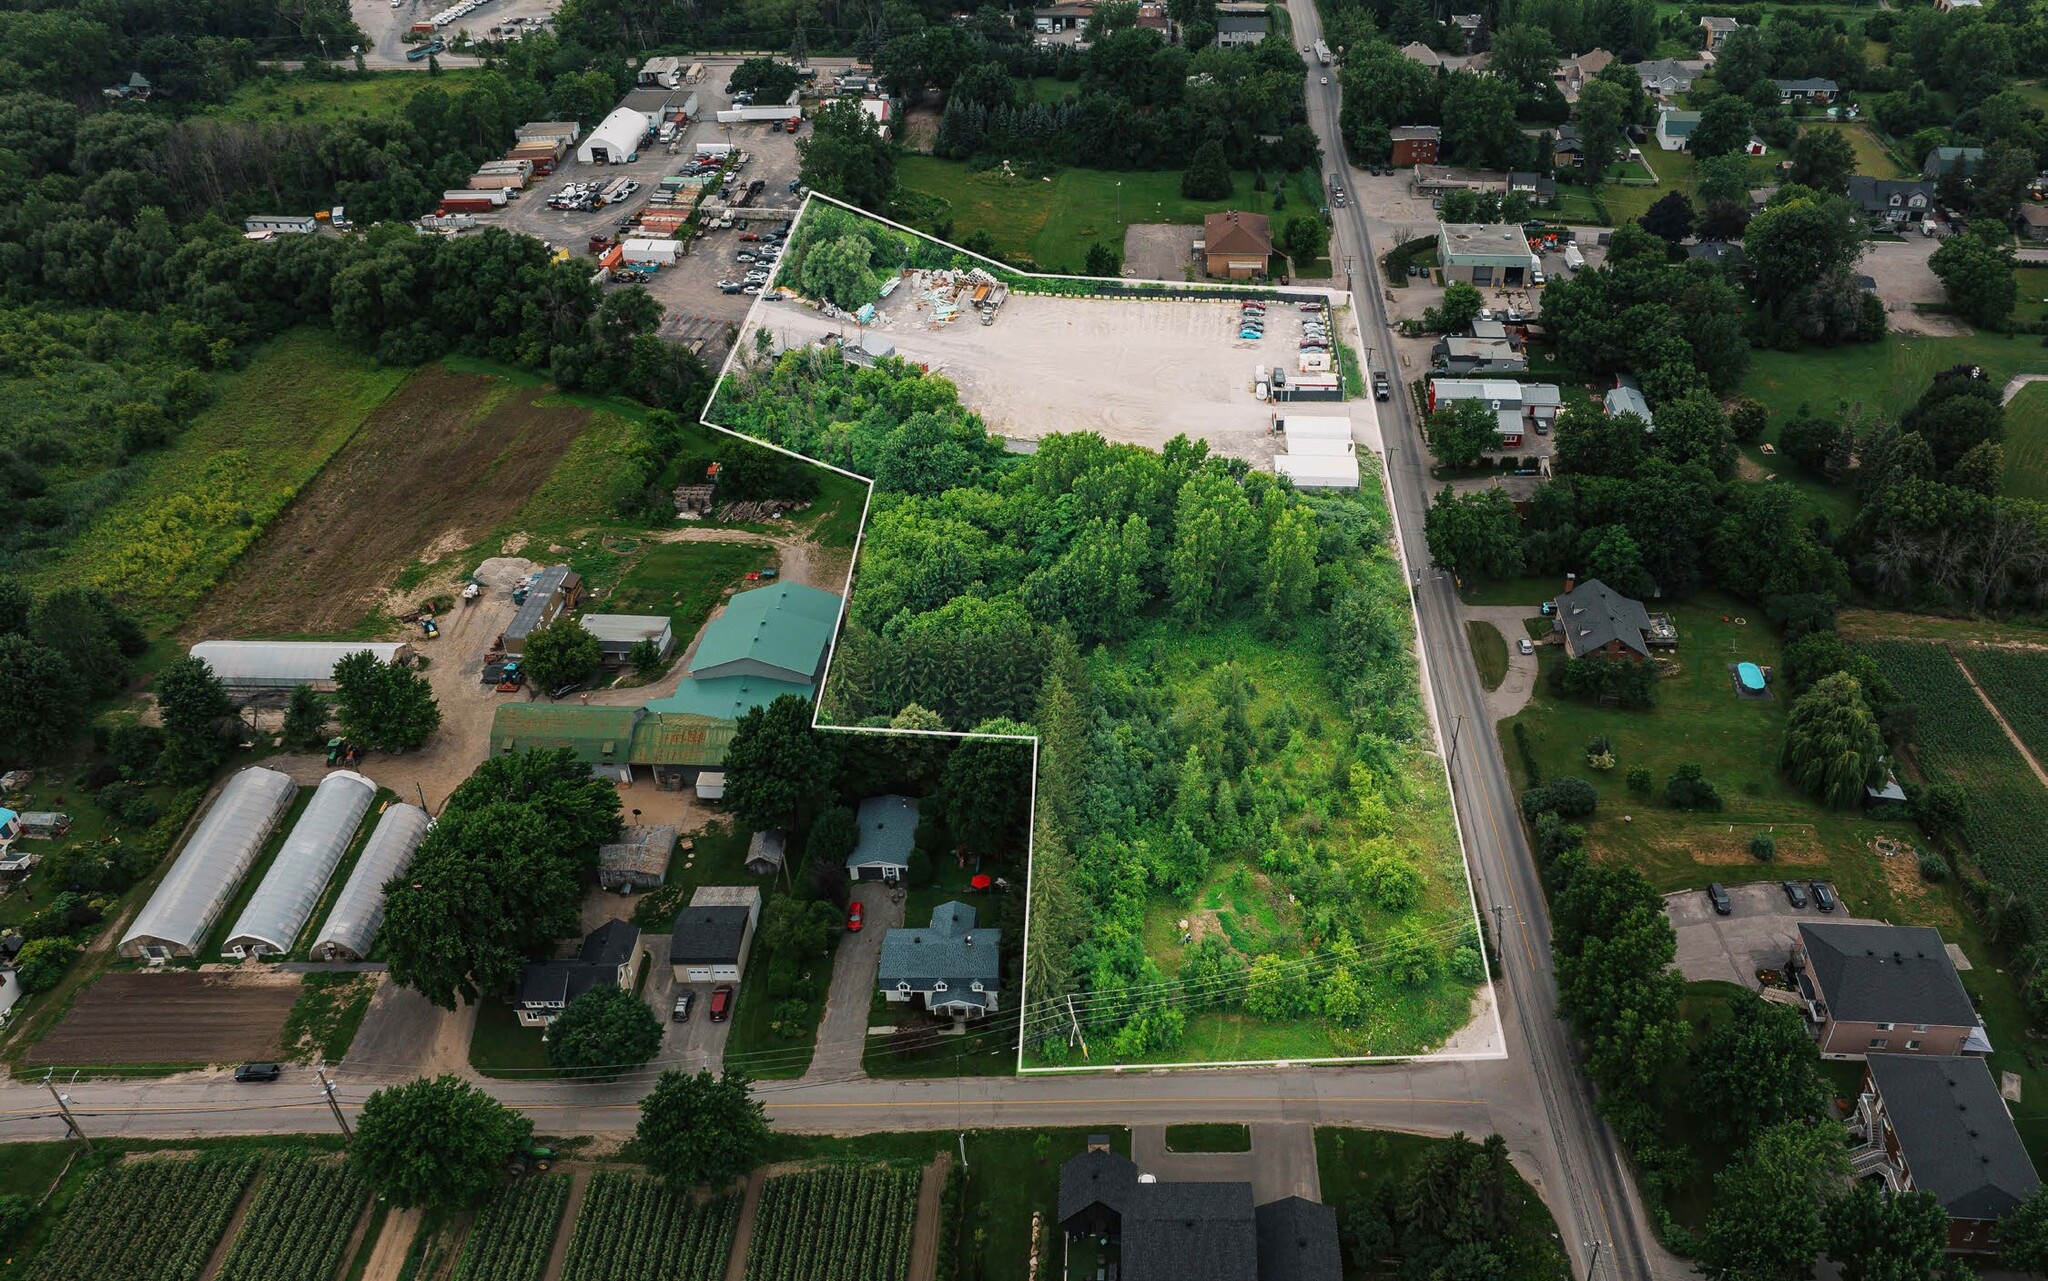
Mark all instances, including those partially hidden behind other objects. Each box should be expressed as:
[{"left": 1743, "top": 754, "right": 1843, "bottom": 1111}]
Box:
[
  {"left": 1706, "top": 883, "right": 1732, "bottom": 916},
  {"left": 848, "top": 901, "right": 864, "bottom": 931},
  {"left": 709, "top": 985, "right": 734, "bottom": 1022},
  {"left": 1782, "top": 879, "right": 1808, "bottom": 908},
  {"left": 234, "top": 1062, "right": 281, "bottom": 1083},
  {"left": 1517, "top": 638, "right": 1534, "bottom": 655},
  {"left": 672, "top": 991, "right": 694, "bottom": 1022},
  {"left": 1810, "top": 881, "right": 1836, "bottom": 912}
]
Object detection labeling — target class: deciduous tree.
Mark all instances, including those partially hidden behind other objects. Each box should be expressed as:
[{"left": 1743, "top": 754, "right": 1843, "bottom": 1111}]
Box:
[
  {"left": 1425, "top": 486, "right": 1525, "bottom": 580},
  {"left": 332, "top": 650, "right": 440, "bottom": 751},
  {"left": 1422, "top": 398, "right": 1499, "bottom": 469},
  {"left": 1698, "top": 1121, "right": 1850, "bottom": 1281},
  {"left": 636, "top": 1068, "right": 769, "bottom": 1192},
  {"left": 546, "top": 985, "right": 663, "bottom": 1080},
  {"left": 350, "top": 1075, "right": 534, "bottom": 1210},
  {"left": 1689, "top": 997, "right": 1829, "bottom": 1144},
  {"left": 1781, "top": 670, "right": 1886, "bottom": 808},
  {"left": 1823, "top": 1182, "right": 1965, "bottom": 1281},
  {"left": 723, "top": 694, "right": 838, "bottom": 832},
  {"left": 521, "top": 615, "right": 603, "bottom": 694}
]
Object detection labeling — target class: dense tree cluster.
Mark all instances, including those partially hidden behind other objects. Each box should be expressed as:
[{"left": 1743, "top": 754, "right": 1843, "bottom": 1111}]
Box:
[
  {"left": 1538, "top": 223, "right": 1750, "bottom": 400},
  {"left": 350, "top": 1075, "right": 534, "bottom": 1210},
  {"left": 1338, "top": 1133, "right": 1560, "bottom": 1278},
  {"left": 0, "top": 581, "right": 147, "bottom": 763}
]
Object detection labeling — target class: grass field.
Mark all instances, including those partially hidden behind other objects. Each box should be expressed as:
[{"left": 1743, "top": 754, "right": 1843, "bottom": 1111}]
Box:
[
  {"left": 209, "top": 70, "right": 484, "bottom": 124},
  {"left": 605, "top": 542, "right": 763, "bottom": 648},
  {"left": 1740, "top": 330, "right": 2046, "bottom": 427},
  {"left": 2014, "top": 265, "right": 2048, "bottom": 331},
  {"left": 1016, "top": 75, "right": 1075, "bottom": 104},
  {"left": 896, "top": 157, "right": 1323, "bottom": 273},
  {"left": 1466, "top": 620, "right": 1508, "bottom": 691},
  {"left": 468, "top": 996, "right": 554, "bottom": 1076},
  {"left": 2006, "top": 382, "right": 2048, "bottom": 502},
  {"left": 37, "top": 331, "right": 406, "bottom": 631}
]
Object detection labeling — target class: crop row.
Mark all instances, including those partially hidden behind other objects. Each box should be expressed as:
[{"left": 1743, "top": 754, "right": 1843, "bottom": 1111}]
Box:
[
  {"left": 1860, "top": 640, "right": 2048, "bottom": 912},
  {"left": 216, "top": 1156, "right": 368, "bottom": 1281},
  {"left": 451, "top": 1175, "right": 569, "bottom": 1281},
  {"left": 1957, "top": 647, "right": 2048, "bottom": 772},
  {"left": 561, "top": 1172, "right": 740, "bottom": 1281},
  {"left": 743, "top": 1165, "right": 920, "bottom": 1281},
  {"left": 29, "top": 1154, "right": 256, "bottom": 1281}
]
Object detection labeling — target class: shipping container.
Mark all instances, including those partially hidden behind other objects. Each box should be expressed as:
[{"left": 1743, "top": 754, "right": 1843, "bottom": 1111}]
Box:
[
  {"left": 440, "top": 189, "right": 508, "bottom": 212},
  {"left": 467, "top": 171, "right": 527, "bottom": 191}
]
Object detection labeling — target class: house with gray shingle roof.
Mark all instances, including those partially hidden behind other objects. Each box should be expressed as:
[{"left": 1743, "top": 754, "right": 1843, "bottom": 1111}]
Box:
[
  {"left": 877, "top": 901, "right": 1001, "bottom": 1017},
  {"left": 1794, "top": 922, "right": 1985, "bottom": 1057},
  {"left": 1551, "top": 578, "right": 1656, "bottom": 661},
  {"left": 1635, "top": 59, "right": 1698, "bottom": 96},
  {"left": 847, "top": 794, "right": 919, "bottom": 882},
  {"left": 1853, "top": 1055, "right": 2039, "bottom": 1253}
]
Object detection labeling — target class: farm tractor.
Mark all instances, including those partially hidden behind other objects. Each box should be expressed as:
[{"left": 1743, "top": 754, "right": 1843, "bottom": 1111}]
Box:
[
  {"left": 507, "top": 1144, "right": 555, "bottom": 1177},
  {"left": 419, "top": 614, "right": 439, "bottom": 639},
  {"left": 325, "top": 739, "right": 362, "bottom": 768},
  {"left": 496, "top": 661, "right": 525, "bottom": 693}
]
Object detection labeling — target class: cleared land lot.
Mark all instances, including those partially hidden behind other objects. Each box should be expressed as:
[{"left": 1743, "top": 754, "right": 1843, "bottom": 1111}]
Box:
[
  {"left": 27, "top": 973, "right": 300, "bottom": 1066},
  {"left": 184, "top": 368, "right": 592, "bottom": 637},
  {"left": 749, "top": 290, "right": 1367, "bottom": 461}
]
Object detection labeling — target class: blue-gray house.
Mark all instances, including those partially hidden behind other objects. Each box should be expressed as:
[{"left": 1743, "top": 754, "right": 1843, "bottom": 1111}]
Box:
[
  {"left": 846, "top": 794, "right": 918, "bottom": 883},
  {"left": 878, "top": 901, "right": 1001, "bottom": 1018}
]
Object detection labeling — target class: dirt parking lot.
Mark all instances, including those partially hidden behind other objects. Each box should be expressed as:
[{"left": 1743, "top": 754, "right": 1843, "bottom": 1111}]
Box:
[
  {"left": 1859, "top": 237, "right": 1964, "bottom": 336},
  {"left": 27, "top": 972, "right": 301, "bottom": 1066},
  {"left": 745, "top": 288, "right": 1377, "bottom": 462}
]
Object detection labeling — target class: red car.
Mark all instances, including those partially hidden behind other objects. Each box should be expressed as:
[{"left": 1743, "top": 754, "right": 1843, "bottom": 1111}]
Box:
[
  {"left": 847, "top": 901, "right": 864, "bottom": 932},
  {"left": 709, "top": 986, "right": 734, "bottom": 1022}
]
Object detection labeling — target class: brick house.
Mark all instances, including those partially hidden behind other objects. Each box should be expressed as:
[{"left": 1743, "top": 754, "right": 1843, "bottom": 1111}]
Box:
[
  {"left": 1794, "top": 922, "right": 1988, "bottom": 1058},
  {"left": 1388, "top": 125, "right": 1441, "bottom": 167},
  {"left": 1550, "top": 577, "right": 1659, "bottom": 660},
  {"left": 1202, "top": 210, "right": 1272, "bottom": 280},
  {"left": 1850, "top": 1054, "right": 2039, "bottom": 1253}
]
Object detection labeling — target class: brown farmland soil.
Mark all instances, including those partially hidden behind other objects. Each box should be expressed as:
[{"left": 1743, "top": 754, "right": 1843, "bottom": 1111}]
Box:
[
  {"left": 184, "top": 369, "right": 592, "bottom": 637},
  {"left": 25, "top": 972, "right": 300, "bottom": 1066}
]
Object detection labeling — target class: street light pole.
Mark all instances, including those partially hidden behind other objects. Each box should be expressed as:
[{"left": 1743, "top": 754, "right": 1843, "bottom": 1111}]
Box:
[
  {"left": 1584, "top": 1239, "right": 1604, "bottom": 1281},
  {"left": 1116, "top": 180, "right": 1122, "bottom": 225}
]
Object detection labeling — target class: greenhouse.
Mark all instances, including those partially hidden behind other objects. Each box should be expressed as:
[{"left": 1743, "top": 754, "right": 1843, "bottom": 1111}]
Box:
[
  {"left": 119, "top": 767, "right": 298, "bottom": 959},
  {"left": 309, "top": 801, "right": 431, "bottom": 962},
  {"left": 223, "top": 771, "right": 377, "bottom": 958},
  {"left": 188, "top": 640, "right": 414, "bottom": 691}
]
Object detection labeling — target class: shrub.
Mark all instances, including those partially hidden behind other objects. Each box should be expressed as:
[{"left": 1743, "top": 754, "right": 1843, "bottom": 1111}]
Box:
[
  {"left": 1750, "top": 834, "right": 1776, "bottom": 861},
  {"left": 14, "top": 936, "right": 75, "bottom": 993},
  {"left": 1512, "top": 722, "right": 1543, "bottom": 785},
  {"left": 1665, "top": 763, "right": 1724, "bottom": 812},
  {"left": 1916, "top": 847, "right": 1949, "bottom": 882},
  {"left": 1626, "top": 766, "right": 1653, "bottom": 793}
]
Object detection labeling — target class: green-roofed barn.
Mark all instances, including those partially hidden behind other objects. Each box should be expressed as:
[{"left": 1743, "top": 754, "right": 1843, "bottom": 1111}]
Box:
[
  {"left": 688, "top": 583, "right": 842, "bottom": 685},
  {"left": 492, "top": 704, "right": 640, "bottom": 782}
]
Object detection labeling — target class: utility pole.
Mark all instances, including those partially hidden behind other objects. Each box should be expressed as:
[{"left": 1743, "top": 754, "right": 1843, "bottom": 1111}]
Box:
[
  {"left": 1065, "top": 995, "right": 1089, "bottom": 1059},
  {"left": 43, "top": 1075, "right": 91, "bottom": 1153},
  {"left": 1447, "top": 713, "right": 1465, "bottom": 771},
  {"left": 317, "top": 1066, "right": 354, "bottom": 1141},
  {"left": 1584, "top": 1239, "right": 1603, "bottom": 1281}
]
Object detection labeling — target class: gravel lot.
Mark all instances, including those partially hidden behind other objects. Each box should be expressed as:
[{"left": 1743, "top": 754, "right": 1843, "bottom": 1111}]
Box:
[
  {"left": 746, "top": 288, "right": 1378, "bottom": 461},
  {"left": 1860, "top": 236, "right": 1966, "bottom": 336},
  {"left": 1121, "top": 223, "right": 1199, "bottom": 281}
]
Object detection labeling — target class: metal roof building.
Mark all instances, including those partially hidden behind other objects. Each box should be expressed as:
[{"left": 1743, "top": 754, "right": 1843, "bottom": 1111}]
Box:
[
  {"left": 687, "top": 583, "right": 843, "bottom": 684},
  {"left": 503, "top": 566, "right": 581, "bottom": 656},
  {"left": 310, "top": 802, "right": 431, "bottom": 961},
  {"left": 189, "top": 641, "right": 413, "bottom": 691},
  {"left": 577, "top": 106, "right": 649, "bottom": 164},
  {"left": 120, "top": 767, "right": 298, "bottom": 959},
  {"left": 225, "top": 771, "right": 376, "bottom": 957}
]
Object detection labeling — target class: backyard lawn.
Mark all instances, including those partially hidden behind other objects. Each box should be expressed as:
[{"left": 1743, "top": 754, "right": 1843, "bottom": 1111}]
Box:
[
  {"left": 1740, "top": 330, "right": 2046, "bottom": 428},
  {"left": 605, "top": 542, "right": 762, "bottom": 650},
  {"left": 2006, "top": 381, "right": 2048, "bottom": 502},
  {"left": 1801, "top": 121, "right": 1911, "bottom": 178}
]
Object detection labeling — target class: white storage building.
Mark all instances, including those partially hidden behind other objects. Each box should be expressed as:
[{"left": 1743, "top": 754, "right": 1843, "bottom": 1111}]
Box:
[
  {"left": 581, "top": 613, "right": 676, "bottom": 663},
  {"left": 120, "top": 767, "right": 298, "bottom": 959},
  {"left": 578, "top": 107, "right": 649, "bottom": 164},
  {"left": 1274, "top": 415, "right": 1361, "bottom": 490},
  {"left": 309, "top": 801, "right": 431, "bottom": 962},
  {"left": 620, "top": 239, "right": 679, "bottom": 266},
  {"left": 188, "top": 641, "right": 413, "bottom": 691},
  {"left": 223, "top": 771, "right": 377, "bottom": 958}
]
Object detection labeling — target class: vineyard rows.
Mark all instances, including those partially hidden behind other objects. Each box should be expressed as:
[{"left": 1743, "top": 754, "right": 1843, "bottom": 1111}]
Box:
[
  {"left": 29, "top": 1154, "right": 256, "bottom": 1281},
  {"left": 561, "top": 1172, "right": 741, "bottom": 1281},
  {"left": 1859, "top": 640, "right": 2048, "bottom": 914},
  {"left": 216, "top": 1156, "right": 369, "bottom": 1281},
  {"left": 1957, "top": 647, "right": 2048, "bottom": 771},
  {"left": 451, "top": 1175, "right": 570, "bottom": 1281},
  {"left": 743, "top": 1165, "right": 921, "bottom": 1281}
]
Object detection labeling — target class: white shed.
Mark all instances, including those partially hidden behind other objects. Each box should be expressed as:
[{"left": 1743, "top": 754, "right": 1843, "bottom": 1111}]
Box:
[
  {"left": 581, "top": 613, "right": 675, "bottom": 662},
  {"left": 620, "top": 239, "right": 679, "bottom": 266},
  {"left": 578, "top": 107, "right": 649, "bottom": 164},
  {"left": 1275, "top": 416, "right": 1360, "bottom": 490},
  {"left": 223, "top": 771, "right": 376, "bottom": 957},
  {"left": 188, "top": 641, "right": 413, "bottom": 691},
  {"left": 120, "top": 767, "right": 298, "bottom": 959},
  {"left": 310, "top": 802, "right": 431, "bottom": 961}
]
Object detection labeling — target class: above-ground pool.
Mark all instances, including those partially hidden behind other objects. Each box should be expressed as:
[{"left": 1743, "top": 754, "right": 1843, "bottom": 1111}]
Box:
[{"left": 1737, "top": 661, "right": 1766, "bottom": 693}]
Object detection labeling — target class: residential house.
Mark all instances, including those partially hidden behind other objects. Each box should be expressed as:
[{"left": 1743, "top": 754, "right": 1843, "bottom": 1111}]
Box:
[
  {"left": 1847, "top": 175, "right": 1936, "bottom": 226},
  {"left": 503, "top": 565, "right": 583, "bottom": 657},
  {"left": 1389, "top": 125, "right": 1442, "bottom": 167},
  {"left": 1634, "top": 58, "right": 1698, "bottom": 97},
  {"left": 1135, "top": 3, "right": 1169, "bottom": 32},
  {"left": 1772, "top": 77, "right": 1838, "bottom": 104},
  {"left": 1398, "top": 41, "right": 1445, "bottom": 68},
  {"left": 580, "top": 614, "right": 675, "bottom": 667},
  {"left": 669, "top": 885, "right": 761, "bottom": 983},
  {"left": 1436, "top": 222, "right": 1536, "bottom": 287},
  {"left": 1551, "top": 576, "right": 1668, "bottom": 660},
  {"left": 1202, "top": 210, "right": 1273, "bottom": 279},
  {"left": 1793, "top": 922, "right": 1988, "bottom": 1058},
  {"left": 744, "top": 828, "right": 787, "bottom": 876},
  {"left": 1698, "top": 15, "right": 1740, "bottom": 50},
  {"left": 846, "top": 794, "right": 920, "bottom": 882},
  {"left": 1057, "top": 1142, "right": 1342, "bottom": 1281},
  {"left": 1655, "top": 106, "right": 1701, "bottom": 151},
  {"left": 1850, "top": 1055, "right": 2040, "bottom": 1253},
  {"left": 877, "top": 901, "right": 1002, "bottom": 1018},
  {"left": 1427, "top": 378, "right": 1562, "bottom": 447},
  {"left": 1603, "top": 374, "right": 1654, "bottom": 426},
  {"left": 1685, "top": 240, "right": 1747, "bottom": 271},
  {"left": 516, "top": 919, "right": 638, "bottom": 1026},
  {"left": 1922, "top": 146, "right": 1986, "bottom": 179},
  {"left": 1932, "top": 0, "right": 1982, "bottom": 11},
  {"left": 1553, "top": 48, "right": 1614, "bottom": 102},
  {"left": 1552, "top": 123, "right": 1584, "bottom": 169},
  {"left": 2019, "top": 203, "right": 2048, "bottom": 243},
  {"left": 1214, "top": 1, "right": 1268, "bottom": 47},
  {"left": 1435, "top": 320, "right": 1527, "bottom": 376},
  {"left": 597, "top": 825, "right": 675, "bottom": 892},
  {"left": 1450, "top": 12, "right": 1482, "bottom": 36},
  {"left": 1507, "top": 170, "right": 1557, "bottom": 202}
]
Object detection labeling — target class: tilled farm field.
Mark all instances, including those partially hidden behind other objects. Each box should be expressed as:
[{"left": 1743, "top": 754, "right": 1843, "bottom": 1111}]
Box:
[{"left": 25, "top": 972, "right": 301, "bottom": 1067}]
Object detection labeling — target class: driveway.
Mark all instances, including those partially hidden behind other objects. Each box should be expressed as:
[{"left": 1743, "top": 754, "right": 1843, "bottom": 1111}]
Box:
[
  {"left": 1665, "top": 881, "right": 1868, "bottom": 989},
  {"left": 639, "top": 931, "right": 733, "bottom": 1071},
  {"left": 340, "top": 979, "right": 475, "bottom": 1079},
  {"left": 1131, "top": 1124, "right": 1321, "bottom": 1203},
  {"left": 1461, "top": 604, "right": 1542, "bottom": 721},
  {"left": 804, "top": 880, "right": 903, "bottom": 1081}
]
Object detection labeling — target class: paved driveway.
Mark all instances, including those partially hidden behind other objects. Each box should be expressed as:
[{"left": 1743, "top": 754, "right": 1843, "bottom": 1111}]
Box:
[
  {"left": 1131, "top": 1124, "right": 1322, "bottom": 1203},
  {"left": 1665, "top": 880, "right": 1867, "bottom": 988},
  {"left": 639, "top": 931, "right": 733, "bottom": 1071},
  {"left": 805, "top": 881, "right": 903, "bottom": 1081},
  {"left": 1461, "top": 604, "right": 1542, "bottom": 722}
]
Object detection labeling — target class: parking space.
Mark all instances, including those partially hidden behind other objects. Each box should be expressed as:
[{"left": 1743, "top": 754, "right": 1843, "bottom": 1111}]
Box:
[
  {"left": 349, "top": 0, "right": 549, "bottom": 66},
  {"left": 639, "top": 930, "right": 735, "bottom": 1071},
  {"left": 1666, "top": 881, "right": 1865, "bottom": 989}
]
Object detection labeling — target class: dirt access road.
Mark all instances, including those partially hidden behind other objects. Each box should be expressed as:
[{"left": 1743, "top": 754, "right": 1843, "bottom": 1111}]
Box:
[
  {"left": 26, "top": 971, "right": 300, "bottom": 1067},
  {"left": 184, "top": 369, "right": 590, "bottom": 639}
]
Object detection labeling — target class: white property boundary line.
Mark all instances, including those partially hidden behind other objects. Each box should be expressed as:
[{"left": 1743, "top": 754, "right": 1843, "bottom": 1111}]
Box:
[{"left": 693, "top": 190, "right": 1504, "bottom": 1072}]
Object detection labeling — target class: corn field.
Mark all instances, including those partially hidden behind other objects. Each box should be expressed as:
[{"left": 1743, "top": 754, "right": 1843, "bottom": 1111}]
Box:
[
  {"left": 561, "top": 1172, "right": 741, "bottom": 1281},
  {"left": 451, "top": 1175, "right": 570, "bottom": 1281},
  {"left": 216, "top": 1157, "right": 369, "bottom": 1281},
  {"left": 743, "top": 1165, "right": 921, "bottom": 1281},
  {"left": 29, "top": 1155, "right": 256, "bottom": 1281}
]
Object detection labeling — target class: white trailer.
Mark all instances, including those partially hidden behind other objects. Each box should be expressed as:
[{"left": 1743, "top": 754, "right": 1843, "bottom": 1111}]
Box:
[
  {"left": 716, "top": 105, "right": 802, "bottom": 123},
  {"left": 695, "top": 141, "right": 735, "bottom": 157}
]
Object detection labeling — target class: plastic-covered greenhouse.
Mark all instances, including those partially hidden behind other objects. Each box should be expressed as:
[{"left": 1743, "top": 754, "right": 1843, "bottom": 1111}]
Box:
[
  {"left": 223, "top": 770, "right": 376, "bottom": 957},
  {"left": 119, "top": 767, "right": 298, "bottom": 959},
  {"left": 309, "top": 802, "right": 431, "bottom": 962},
  {"left": 188, "top": 641, "right": 413, "bottom": 690}
]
